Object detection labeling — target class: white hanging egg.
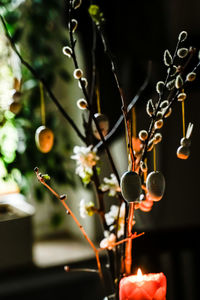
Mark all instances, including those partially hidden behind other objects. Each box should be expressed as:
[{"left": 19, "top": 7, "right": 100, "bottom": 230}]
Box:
[
  {"left": 120, "top": 171, "right": 142, "bottom": 203},
  {"left": 146, "top": 171, "right": 165, "bottom": 201}
]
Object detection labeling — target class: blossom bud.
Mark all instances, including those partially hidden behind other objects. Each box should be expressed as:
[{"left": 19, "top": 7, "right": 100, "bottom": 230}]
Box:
[
  {"left": 154, "top": 133, "right": 162, "bottom": 144},
  {"left": 72, "top": 0, "right": 82, "bottom": 9},
  {"left": 167, "top": 65, "right": 177, "bottom": 76},
  {"left": 160, "top": 100, "right": 169, "bottom": 109},
  {"left": 138, "top": 130, "right": 148, "bottom": 141},
  {"left": 178, "top": 31, "right": 188, "bottom": 42},
  {"left": 163, "top": 49, "right": 172, "bottom": 66},
  {"left": 166, "top": 79, "right": 175, "bottom": 90},
  {"left": 77, "top": 98, "right": 88, "bottom": 110},
  {"left": 60, "top": 194, "right": 67, "bottom": 200},
  {"left": 177, "top": 48, "right": 188, "bottom": 58},
  {"left": 62, "top": 46, "right": 72, "bottom": 57},
  {"left": 69, "top": 19, "right": 78, "bottom": 33},
  {"left": 73, "top": 68, "right": 83, "bottom": 79},
  {"left": 155, "top": 119, "right": 163, "bottom": 129},
  {"left": 155, "top": 111, "right": 163, "bottom": 121},
  {"left": 175, "top": 74, "right": 183, "bottom": 89},
  {"left": 42, "top": 174, "right": 51, "bottom": 181},
  {"left": 146, "top": 99, "right": 155, "bottom": 116},
  {"left": 147, "top": 139, "right": 155, "bottom": 152},
  {"left": 186, "top": 72, "right": 196, "bottom": 82},
  {"left": 163, "top": 107, "right": 172, "bottom": 118},
  {"left": 140, "top": 160, "right": 148, "bottom": 172},
  {"left": 177, "top": 92, "right": 187, "bottom": 102},
  {"left": 156, "top": 81, "right": 165, "bottom": 94},
  {"left": 78, "top": 78, "right": 88, "bottom": 89}
]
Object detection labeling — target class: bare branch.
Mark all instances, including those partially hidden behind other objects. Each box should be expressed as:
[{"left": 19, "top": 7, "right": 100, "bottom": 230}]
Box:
[{"left": 0, "top": 14, "right": 86, "bottom": 143}]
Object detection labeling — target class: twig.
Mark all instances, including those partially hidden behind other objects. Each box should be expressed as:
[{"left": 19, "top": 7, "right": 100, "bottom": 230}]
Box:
[
  {"left": 0, "top": 14, "right": 86, "bottom": 143},
  {"left": 139, "top": 42, "right": 200, "bottom": 168},
  {"left": 64, "top": 266, "right": 99, "bottom": 273},
  {"left": 98, "top": 231, "right": 144, "bottom": 252},
  {"left": 96, "top": 61, "right": 152, "bottom": 150},
  {"left": 68, "top": 1, "right": 120, "bottom": 184},
  {"left": 96, "top": 24, "right": 136, "bottom": 169},
  {"left": 34, "top": 167, "right": 103, "bottom": 280},
  {"left": 124, "top": 203, "right": 135, "bottom": 275}
]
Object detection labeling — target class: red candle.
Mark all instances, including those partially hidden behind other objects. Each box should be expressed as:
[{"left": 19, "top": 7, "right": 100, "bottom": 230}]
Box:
[{"left": 119, "top": 268, "right": 167, "bottom": 300}]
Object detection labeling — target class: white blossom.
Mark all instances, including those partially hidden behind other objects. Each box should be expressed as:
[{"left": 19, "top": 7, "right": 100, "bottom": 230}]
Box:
[
  {"left": 99, "top": 173, "right": 121, "bottom": 196},
  {"left": 105, "top": 203, "right": 126, "bottom": 238},
  {"left": 79, "top": 199, "right": 95, "bottom": 218},
  {"left": 100, "top": 231, "right": 116, "bottom": 250},
  {"left": 71, "top": 145, "right": 99, "bottom": 184}
]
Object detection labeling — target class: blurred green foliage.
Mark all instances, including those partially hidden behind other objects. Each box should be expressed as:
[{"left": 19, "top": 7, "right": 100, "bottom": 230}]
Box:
[{"left": 0, "top": 0, "right": 76, "bottom": 227}]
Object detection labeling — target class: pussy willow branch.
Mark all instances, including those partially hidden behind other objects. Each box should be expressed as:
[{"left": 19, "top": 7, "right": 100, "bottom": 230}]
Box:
[
  {"left": 92, "top": 166, "right": 106, "bottom": 225},
  {"left": 0, "top": 14, "right": 86, "bottom": 143},
  {"left": 87, "top": 20, "right": 97, "bottom": 132},
  {"left": 165, "top": 58, "right": 200, "bottom": 114},
  {"left": 34, "top": 168, "right": 144, "bottom": 291},
  {"left": 34, "top": 168, "right": 103, "bottom": 280},
  {"left": 68, "top": 1, "right": 120, "bottom": 185},
  {"left": 166, "top": 50, "right": 199, "bottom": 116},
  {"left": 96, "top": 61, "right": 152, "bottom": 150},
  {"left": 140, "top": 39, "right": 183, "bottom": 166},
  {"left": 96, "top": 24, "right": 136, "bottom": 169},
  {"left": 140, "top": 44, "right": 200, "bottom": 169},
  {"left": 68, "top": 4, "right": 124, "bottom": 291}
]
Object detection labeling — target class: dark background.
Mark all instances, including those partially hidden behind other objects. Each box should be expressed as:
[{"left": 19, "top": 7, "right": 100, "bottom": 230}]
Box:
[{"left": 78, "top": 0, "right": 200, "bottom": 231}]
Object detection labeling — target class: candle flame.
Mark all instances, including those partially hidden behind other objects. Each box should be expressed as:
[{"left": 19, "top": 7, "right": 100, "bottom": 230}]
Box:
[{"left": 137, "top": 268, "right": 143, "bottom": 281}]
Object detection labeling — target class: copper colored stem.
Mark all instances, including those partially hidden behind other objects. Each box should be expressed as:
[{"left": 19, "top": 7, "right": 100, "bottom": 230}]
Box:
[
  {"left": 125, "top": 202, "right": 135, "bottom": 275},
  {"left": 35, "top": 169, "right": 103, "bottom": 279}
]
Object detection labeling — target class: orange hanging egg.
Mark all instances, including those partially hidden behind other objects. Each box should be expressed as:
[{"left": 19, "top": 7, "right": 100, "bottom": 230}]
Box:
[
  {"left": 35, "top": 125, "right": 54, "bottom": 153},
  {"left": 177, "top": 145, "right": 190, "bottom": 159}
]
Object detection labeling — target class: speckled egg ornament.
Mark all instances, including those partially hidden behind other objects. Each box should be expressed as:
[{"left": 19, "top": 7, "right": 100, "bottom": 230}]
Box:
[
  {"left": 120, "top": 171, "right": 142, "bottom": 203},
  {"left": 146, "top": 171, "right": 165, "bottom": 201}
]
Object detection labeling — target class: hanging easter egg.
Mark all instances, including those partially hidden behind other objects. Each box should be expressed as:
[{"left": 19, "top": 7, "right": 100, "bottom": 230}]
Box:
[
  {"left": 10, "top": 102, "right": 22, "bottom": 114},
  {"left": 177, "top": 145, "right": 190, "bottom": 159},
  {"left": 180, "top": 137, "right": 191, "bottom": 147},
  {"left": 120, "top": 171, "right": 142, "bottom": 203},
  {"left": 10, "top": 90, "right": 22, "bottom": 114},
  {"left": 35, "top": 125, "right": 54, "bottom": 153},
  {"left": 92, "top": 113, "right": 109, "bottom": 140},
  {"left": 146, "top": 171, "right": 165, "bottom": 201}
]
